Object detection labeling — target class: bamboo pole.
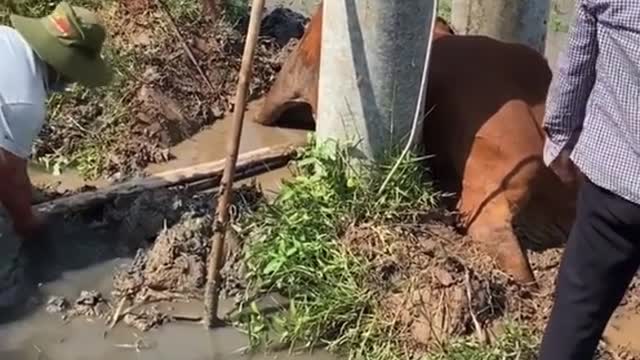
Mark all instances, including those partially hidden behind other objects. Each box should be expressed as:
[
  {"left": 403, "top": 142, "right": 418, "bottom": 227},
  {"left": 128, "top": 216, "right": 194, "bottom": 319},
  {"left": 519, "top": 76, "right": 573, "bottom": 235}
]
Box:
[{"left": 203, "top": 0, "right": 266, "bottom": 328}]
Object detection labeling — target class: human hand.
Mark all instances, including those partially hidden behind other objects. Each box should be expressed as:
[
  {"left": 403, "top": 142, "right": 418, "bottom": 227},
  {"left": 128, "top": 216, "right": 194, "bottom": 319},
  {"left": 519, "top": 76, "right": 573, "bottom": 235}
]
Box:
[
  {"left": 13, "top": 210, "right": 48, "bottom": 242},
  {"left": 549, "top": 149, "right": 583, "bottom": 186}
]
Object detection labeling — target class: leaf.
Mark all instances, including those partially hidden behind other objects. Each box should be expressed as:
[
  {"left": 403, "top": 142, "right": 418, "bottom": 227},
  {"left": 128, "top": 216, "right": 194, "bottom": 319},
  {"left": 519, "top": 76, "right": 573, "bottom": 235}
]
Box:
[{"left": 263, "top": 258, "right": 284, "bottom": 275}]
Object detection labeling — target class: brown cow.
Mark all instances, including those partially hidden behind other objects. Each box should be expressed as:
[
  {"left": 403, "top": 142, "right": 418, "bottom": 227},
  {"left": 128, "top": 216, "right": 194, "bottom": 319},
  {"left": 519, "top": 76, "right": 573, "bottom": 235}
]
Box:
[
  {"left": 254, "top": 4, "right": 578, "bottom": 285},
  {"left": 425, "top": 28, "right": 578, "bottom": 284}
]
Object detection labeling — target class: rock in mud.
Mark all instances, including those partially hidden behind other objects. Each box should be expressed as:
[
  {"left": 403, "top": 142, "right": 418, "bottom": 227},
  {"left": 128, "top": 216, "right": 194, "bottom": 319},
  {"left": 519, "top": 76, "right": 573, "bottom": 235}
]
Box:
[
  {"left": 45, "top": 296, "right": 69, "bottom": 314},
  {"left": 69, "top": 290, "right": 109, "bottom": 318},
  {"left": 261, "top": 7, "right": 309, "bottom": 47},
  {"left": 123, "top": 306, "right": 170, "bottom": 332}
]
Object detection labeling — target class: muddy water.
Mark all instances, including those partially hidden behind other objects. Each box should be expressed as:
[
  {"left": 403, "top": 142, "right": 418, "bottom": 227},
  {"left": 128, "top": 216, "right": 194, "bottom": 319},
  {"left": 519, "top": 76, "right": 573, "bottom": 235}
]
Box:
[
  {"left": 0, "top": 259, "right": 334, "bottom": 360},
  {"left": 145, "top": 101, "right": 309, "bottom": 195},
  {"left": 30, "top": 100, "right": 309, "bottom": 197}
]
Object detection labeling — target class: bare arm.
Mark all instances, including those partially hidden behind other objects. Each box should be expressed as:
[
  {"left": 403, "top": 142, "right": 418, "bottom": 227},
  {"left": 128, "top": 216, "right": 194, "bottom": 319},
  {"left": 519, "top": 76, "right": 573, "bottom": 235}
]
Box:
[
  {"left": 0, "top": 148, "right": 41, "bottom": 238},
  {"left": 543, "top": 0, "right": 598, "bottom": 166},
  {"left": 0, "top": 101, "right": 47, "bottom": 240}
]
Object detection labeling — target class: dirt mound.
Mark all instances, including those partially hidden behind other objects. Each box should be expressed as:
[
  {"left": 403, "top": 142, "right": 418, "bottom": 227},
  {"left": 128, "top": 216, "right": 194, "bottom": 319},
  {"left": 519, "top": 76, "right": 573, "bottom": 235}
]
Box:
[
  {"left": 340, "top": 218, "right": 577, "bottom": 352},
  {"left": 112, "top": 213, "right": 213, "bottom": 301},
  {"left": 341, "top": 220, "right": 640, "bottom": 358},
  {"left": 34, "top": 2, "right": 308, "bottom": 180},
  {"left": 38, "top": 182, "right": 263, "bottom": 331},
  {"left": 343, "top": 222, "right": 510, "bottom": 348},
  {"left": 109, "top": 183, "right": 262, "bottom": 300}
]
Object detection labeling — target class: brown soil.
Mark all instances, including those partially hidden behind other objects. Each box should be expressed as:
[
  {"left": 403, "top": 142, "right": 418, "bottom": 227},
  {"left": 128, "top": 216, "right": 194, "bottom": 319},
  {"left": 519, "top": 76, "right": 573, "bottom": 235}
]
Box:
[
  {"left": 343, "top": 222, "right": 534, "bottom": 349},
  {"left": 34, "top": 1, "right": 307, "bottom": 180},
  {"left": 341, "top": 220, "right": 639, "bottom": 358}
]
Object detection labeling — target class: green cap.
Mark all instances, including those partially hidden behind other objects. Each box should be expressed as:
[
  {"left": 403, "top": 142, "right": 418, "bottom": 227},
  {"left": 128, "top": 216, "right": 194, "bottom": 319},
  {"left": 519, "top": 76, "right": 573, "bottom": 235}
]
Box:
[{"left": 10, "top": 2, "right": 113, "bottom": 87}]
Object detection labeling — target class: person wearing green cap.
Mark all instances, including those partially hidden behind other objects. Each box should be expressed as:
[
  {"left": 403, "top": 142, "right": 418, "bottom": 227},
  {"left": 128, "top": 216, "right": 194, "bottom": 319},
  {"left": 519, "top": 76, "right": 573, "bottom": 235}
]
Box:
[{"left": 0, "top": 2, "right": 112, "bottom": 246}]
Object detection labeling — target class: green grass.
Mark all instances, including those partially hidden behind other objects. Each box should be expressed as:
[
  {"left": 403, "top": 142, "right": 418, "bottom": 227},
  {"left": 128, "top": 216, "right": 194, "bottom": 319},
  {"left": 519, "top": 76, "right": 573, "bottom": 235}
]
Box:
[
  {"left": 234, "top": 136, "right": 437, "bottom": 357},
  {"left": 222, "top": 0, "right": 248, "bottom": 24},
  {"left": 437, "top": 0, "right": 452, "bottom": 22},
  {"left": 232, "top": 136, "right": 540, "bottom": 360}
]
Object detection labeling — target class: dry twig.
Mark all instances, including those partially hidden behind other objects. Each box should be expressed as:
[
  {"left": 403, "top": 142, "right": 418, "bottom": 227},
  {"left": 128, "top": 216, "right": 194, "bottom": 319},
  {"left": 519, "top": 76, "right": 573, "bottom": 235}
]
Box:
[
  {"left": 464, "top": 269, "right": 488, "bottom": 345},
  {"left": 156, "top": 0, "right": 217, "bottom": 94}
]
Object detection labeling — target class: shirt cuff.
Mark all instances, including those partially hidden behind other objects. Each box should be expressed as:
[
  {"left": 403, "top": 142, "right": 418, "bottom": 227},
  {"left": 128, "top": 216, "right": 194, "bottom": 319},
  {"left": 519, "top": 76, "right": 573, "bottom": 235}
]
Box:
[{"left": 543, "top": 137, "right": 565, "bottom": 166}]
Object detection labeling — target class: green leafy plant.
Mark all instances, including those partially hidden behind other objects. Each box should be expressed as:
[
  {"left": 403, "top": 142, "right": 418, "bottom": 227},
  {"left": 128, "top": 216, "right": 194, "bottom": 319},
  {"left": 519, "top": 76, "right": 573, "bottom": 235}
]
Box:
[{"left": 233, "top": 137, "right": 439, "bottom": 358}]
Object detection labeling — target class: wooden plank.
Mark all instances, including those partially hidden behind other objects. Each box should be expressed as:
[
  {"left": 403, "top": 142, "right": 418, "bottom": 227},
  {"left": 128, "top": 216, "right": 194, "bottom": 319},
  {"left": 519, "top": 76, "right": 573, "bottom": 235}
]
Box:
[{"left": 35, "top": 142, "right": 304, "bottom": 215}]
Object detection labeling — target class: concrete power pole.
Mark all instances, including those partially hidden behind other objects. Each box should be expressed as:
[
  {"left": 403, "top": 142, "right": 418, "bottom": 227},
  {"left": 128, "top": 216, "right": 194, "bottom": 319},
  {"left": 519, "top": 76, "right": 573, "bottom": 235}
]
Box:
[
  {"left": 451, "top": 0, "right": 550, "bottom": 53},
  {"left": 316, "top": 1, "right": 437, "bottom": 161},
  {"left": 545, "top": 0, "right": 576, "bottom": 72}
]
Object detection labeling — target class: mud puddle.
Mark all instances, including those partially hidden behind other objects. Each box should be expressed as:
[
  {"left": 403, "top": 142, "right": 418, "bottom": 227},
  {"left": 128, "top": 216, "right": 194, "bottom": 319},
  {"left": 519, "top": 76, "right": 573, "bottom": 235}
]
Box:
[
  {"left": 31, "top": 99, "right": 309, "bottom": 198},
  {"left": 0, "top": 183, "right": 332, "bottom": 360},
  {"left": 0, "top": 260, "right": 335, "bottom": 360},
  {"left": 145, "top": 100, "right": 309, "bottom": 195}
]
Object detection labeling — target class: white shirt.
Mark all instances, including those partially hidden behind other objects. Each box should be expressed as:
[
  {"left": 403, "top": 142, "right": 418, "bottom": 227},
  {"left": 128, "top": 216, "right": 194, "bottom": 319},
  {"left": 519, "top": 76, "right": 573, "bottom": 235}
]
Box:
[{"left": 0, "top": 25, "right": 48, "bottom": 159}]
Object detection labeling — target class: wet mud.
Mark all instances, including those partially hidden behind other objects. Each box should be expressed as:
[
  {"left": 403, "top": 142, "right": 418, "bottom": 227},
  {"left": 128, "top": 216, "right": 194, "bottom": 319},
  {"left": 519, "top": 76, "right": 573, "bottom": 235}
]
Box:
[
  {"left": 2, "top": 104, "right": 311, "bottom": 357},
  {"left": 31, "top": 99, "right": 310, "bottom": 200},
  {"left": 0, "top": 183, "right": 333, "bottom": 360}
]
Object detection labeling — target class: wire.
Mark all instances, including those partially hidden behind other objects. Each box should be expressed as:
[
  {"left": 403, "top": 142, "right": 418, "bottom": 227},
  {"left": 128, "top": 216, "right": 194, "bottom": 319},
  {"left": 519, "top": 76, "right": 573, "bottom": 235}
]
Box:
[{"left": 377, "top": 0, "right": 439, "bottom": 195}]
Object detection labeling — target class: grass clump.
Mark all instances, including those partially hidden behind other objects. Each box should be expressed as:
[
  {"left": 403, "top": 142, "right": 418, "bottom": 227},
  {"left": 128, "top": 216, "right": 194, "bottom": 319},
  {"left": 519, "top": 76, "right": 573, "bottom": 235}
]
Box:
[
  {"left": 234, "top": 137, "right": 438, "bottom": 357},
  {"left": 426, "top": 324, "right": 538, "bottom": 360}
]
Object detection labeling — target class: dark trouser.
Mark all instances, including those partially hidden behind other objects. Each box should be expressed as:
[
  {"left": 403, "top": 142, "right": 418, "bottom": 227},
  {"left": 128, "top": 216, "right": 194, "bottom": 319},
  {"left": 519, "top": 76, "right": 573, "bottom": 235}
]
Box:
[{"left": 538, "top": 178, "right": 640, "bottom": 360}]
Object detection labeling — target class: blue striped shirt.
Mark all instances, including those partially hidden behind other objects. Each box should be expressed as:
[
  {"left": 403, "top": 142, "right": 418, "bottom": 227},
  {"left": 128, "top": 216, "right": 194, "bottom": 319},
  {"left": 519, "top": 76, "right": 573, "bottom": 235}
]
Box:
[{"left": 543, "top": 0, "right": 640, "bottom": 204}]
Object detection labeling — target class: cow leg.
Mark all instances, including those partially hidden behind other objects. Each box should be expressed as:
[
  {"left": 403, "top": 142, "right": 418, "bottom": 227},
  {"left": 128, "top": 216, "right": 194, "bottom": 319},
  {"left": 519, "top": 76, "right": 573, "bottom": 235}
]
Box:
[
  {"left": 465, "top": 195, "right": 536, "bottom": 285},
  {"left": 253, "top": 45, "right": 318, "bottom": 126}
]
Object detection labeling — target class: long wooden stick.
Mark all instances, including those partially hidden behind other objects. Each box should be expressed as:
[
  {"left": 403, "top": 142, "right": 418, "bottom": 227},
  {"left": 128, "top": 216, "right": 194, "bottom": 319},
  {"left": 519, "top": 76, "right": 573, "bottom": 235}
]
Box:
[
  {"left": 34, "top": 143, "right": 302, "bottom": 215},
  {"left": 203, "top": 0, "right": 266, "bottom": 328}
]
